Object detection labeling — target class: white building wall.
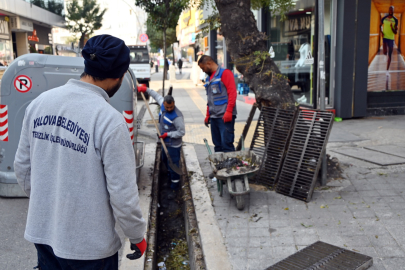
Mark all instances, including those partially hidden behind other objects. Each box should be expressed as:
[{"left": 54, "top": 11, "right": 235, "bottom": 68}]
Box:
[{"left": 93, "top": 0, "right": 147, "bottom": 46}]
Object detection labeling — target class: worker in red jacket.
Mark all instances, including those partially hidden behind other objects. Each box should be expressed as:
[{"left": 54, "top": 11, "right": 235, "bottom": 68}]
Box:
[{"left": 198, "top": 55, "right": 237, "bottom": 152}]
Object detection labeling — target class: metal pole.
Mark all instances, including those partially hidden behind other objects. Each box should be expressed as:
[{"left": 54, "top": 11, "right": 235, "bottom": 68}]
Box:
[{"left": 318, "top": 0, "right": 327, "bottom": 186}]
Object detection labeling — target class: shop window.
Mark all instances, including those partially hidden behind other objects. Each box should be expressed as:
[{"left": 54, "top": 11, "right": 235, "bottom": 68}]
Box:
[
  {"left": 367, "top": 1, "right": 405, "bottom": 92},
  {"left": 0, "top": 40, "right": 12, "bottom": 66}
]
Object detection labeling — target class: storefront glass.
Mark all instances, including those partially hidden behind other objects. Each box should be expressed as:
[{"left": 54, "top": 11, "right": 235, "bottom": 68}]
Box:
[
  {"left": 216, "top": 34, "right": 224, "bottom": 68},
  {"left": 367, "top": 0, "right": 405, "bottom": 92},
  {"left": 267, "top": 0, "right": 333, "bottom": 107},
  {"left": 0, "top": 39, "right": 12, "bottom": 66}
]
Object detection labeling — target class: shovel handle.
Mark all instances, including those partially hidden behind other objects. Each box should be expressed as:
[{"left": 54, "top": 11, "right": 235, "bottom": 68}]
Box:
[{"left": 140, "top": 91, "right": 171, "bottom": 164}]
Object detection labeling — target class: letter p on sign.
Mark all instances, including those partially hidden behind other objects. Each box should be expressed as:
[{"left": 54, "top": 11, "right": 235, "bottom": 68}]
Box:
[{"left": 14, "top": 75, "right": 32, "bottom": 93}]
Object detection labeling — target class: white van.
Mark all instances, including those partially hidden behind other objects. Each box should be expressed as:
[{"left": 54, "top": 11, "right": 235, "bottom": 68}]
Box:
[{"left": 129, "top": 45, "right": 151, "bottom": 88}]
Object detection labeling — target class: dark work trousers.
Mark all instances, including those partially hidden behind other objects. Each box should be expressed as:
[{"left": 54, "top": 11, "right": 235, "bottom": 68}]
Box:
[
  {"left": 34, "top": 244, "right": 118, "bottom": 270},
  {"left": 162, "top": 146, "right": 181, "bottom": 187},
  {"left": 210, "top": 116, "right": 236, "bottom": 153}
]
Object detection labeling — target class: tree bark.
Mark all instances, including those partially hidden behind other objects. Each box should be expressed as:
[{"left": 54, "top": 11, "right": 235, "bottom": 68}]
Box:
[
  {"left": 162, "top": 28, "right": 166, "bottom": 96},
  {"left": 79, "top": 33, "right": 86, "bottom": 49},
  {"left": 214, "top": 0, "right": 295, "bottom": 110}
]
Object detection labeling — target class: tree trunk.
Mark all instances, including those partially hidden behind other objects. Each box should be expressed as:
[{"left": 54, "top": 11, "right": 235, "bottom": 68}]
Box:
[
  {"left": 79, "top": 33, "right": 86, "bottom": 49},
  {"left": 162, "top": 29, "right": 167, "bottom": 96},
  {"left": 214, "top": 0, "right": 295, "bottom": 110}
]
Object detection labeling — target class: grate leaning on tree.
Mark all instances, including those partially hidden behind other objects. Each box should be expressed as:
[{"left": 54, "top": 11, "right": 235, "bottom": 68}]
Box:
[
  {"left": 276, "top": 109, "right": 334, "bottom": 202},
  {"left": 249, "top": 106, "right": 296, "bottom": 189}
]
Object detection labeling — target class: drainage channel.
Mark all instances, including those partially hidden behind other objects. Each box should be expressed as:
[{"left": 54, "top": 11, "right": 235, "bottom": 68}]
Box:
[{"left": 144, "top": 144, "right": 206, "bottom": 270}]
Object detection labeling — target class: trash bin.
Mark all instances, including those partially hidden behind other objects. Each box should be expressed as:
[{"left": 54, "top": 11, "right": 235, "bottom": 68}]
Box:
[{"left": 0, "top": 54, "right": 142, "bottom": 197}]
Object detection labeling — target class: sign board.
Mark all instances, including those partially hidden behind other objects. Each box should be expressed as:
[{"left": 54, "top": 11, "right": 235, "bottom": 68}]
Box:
[
  {"left": 284, "top": 15, "right": 311, "bottom": 34},
  {"left": 10, "top": 16, "right": 33, "bottom": 32},
  {"left": 14, "top": 75, "right": 32, "bottom": 93},
  {"left": 0, "top": 18, "right": 10, "bottom": 40},
  {"left": 139, "top": 33, "right": 148, "bottom": 42}
]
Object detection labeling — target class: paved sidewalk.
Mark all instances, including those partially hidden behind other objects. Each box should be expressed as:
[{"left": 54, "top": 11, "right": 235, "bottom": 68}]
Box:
[
  {"left": 143, "top": 77, "right": 405, "bottom": 269},
  {"left": 191, "top": 115, "right": 405, "bottom": 270}
]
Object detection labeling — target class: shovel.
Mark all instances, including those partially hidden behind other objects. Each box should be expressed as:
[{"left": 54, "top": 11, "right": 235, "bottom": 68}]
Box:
[{"left": 140, "top": 90, "right": 183, "bottom": 176}]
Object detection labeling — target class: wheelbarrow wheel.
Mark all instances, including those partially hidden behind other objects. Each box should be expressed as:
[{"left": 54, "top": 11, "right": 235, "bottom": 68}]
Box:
[{"left": 234, "top": 179, "right": 245, "bottom": 210}]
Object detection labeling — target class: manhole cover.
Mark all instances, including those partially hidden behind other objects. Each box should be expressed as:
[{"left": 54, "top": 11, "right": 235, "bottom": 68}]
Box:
[{"left": 266, "top": 241, "right": 373, "bottom": 270}]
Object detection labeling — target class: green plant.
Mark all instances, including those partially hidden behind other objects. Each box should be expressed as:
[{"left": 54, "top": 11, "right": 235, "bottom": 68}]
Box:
[{"left": 66, "top": 0, "right": 106, "bottom": 48}]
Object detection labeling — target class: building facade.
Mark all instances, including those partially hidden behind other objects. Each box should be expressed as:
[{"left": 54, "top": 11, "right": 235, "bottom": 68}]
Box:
[
  {"left": 186, "top": 0, "right": 405, "bottom": 118},
  {"left": 0, "top": 0, "right": 65, "bottom": 64}
]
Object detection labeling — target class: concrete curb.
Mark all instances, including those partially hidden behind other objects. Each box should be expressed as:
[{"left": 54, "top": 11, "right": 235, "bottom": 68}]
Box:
[
  {"left": 183, "top": 144, "right": 232, "bottom": 270},
  {"left": 119, "top": 143, "right": 156, "bottom": 270}
]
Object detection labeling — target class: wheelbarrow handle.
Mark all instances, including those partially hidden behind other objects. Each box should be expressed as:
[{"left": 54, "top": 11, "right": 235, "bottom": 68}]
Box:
[{"left": 203, "top": 138, "right": 212, "bottom": 155}]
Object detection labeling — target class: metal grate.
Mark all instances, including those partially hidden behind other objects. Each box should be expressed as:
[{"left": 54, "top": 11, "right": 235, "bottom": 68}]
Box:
[
  {"left": 250, "top": 107, "right": 296, "bottom": 187},
  {"left": 276, "top": 109, "right": 334, "bottom": 202},
  {"left": 266, "top": 241, "right": 373, "bottom": 270}
]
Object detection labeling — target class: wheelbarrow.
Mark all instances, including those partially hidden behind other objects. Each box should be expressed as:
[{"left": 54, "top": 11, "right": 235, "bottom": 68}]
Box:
[{"left": 203, "top": 138, "right": 262, "bottom": 210}]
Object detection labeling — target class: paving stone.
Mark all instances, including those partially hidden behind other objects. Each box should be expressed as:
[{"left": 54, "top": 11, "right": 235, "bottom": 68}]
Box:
[
  {"left": 227, "top": 247, "right": 248, "bottom": 257},
  {"left": 318, "top": 234, "right": 345, "bottom": 246},
  {"left": 359, "top": 225, "right": 390, "bottom": 235},
  {"left": 340, "top": 235, "right": 372, "bottom": 247},
  {"left": 270, "top": 226, "right": 293, "bottom": 238},
  {"left": 248, "top": 258, "right": 274, "bottom": 270},
  {"left": 381, "top": 258, "right": 405, "bottom": 270},
  {"left": 289, "top": 210, "right": 312, "bottom": 219},
  {"left": 383, "top": 196, "right": 405, "bottom": 203},
  {"left": 372, "top": 183, "right": 394, "bottom": 190},
  {"left": 374, "top": 245, "right": 405, "bottom": 257},
  {"left": 249, "top": 227, "right": 272, "bottom": 238},
  {"left": 249, "top": 236, "right": 272, "bottom": 248},
  {"left": 351, "top": 209, "right": 377, "bottom": 219},
  {"left": 271, "top": 246, "right": 297, "bottom": 259},
  {"left": 293, "top": 232, "right": 319, "bottom": 246},
  {"left": 351, "top": 246, "right": 379, "bottom": 257},
  {"left": 247, "top": 247, "right": 272, "bottom": 260},
  {"left": 368, "top": 258, "right": 387, "bottom": 270},
  {"left": 248, "top": 218, "right": 270, "bottom": 228},
  {"left": 388, "top": 202, "right": 405, "bottom": 209},
  {"left": 358, "top": 190, "right": 381, "bottom": 197},
  {"left": 226, "top": 228, "right": 248, "bottom": 238},
  {"left": 288, "top": 204, "right": 308, "bottom": 212},
  {"left": 230, "top": 258, "right": 248, "bottom": 270},
  {"left": 225, "top": 236, "right": 249, "bottom": 247},
  {"left": 268, "top": 210, "right": 290, "bottom": 220},
  {"left": 368, "top": 233, "right": 399, "bottom": 247},
  {"left": 353, "top": 184, "right": 376, "bottom": 191},
  {"left": 377, "top": 189, "right": 401, "bottom": 196},
  {"left": 269, "top": 235, "right": 295, "bottom": 246},
  {"left": 336, "top": 225, "right": 366, "bottom": 236},
  {"left": 386, "top": 225, "right": 405, "bottom": 246},
  {"left": 269, "top": 219, "right": 291, "bottom": 227}
]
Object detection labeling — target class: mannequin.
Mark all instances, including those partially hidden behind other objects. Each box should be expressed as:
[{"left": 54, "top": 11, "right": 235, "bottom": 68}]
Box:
[{"left": 295, "top": 38, "right": 310, "bottom": 68}]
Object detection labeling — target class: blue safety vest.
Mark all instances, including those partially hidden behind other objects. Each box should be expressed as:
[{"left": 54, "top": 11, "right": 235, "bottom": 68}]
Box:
[
  {"left": 159, "top": 106, "right": 183, "bottom": 147},
  {"left": 205, "top": 68, "right": 237, "bottom": 118}
]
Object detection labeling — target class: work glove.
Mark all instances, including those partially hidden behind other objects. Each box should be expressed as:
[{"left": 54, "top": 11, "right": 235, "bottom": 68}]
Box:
[
  {"left": 223, "top": 111, "right": 233, "bottom": 123},
  {"left": 127, "top": 238, "right": 147, "bottom": 260},
  {"left": 204, "top": 116, "right": 210, "bottom": 128},
  {"left": 205, "top": 106, "right": 210, "bottom": 128},
  {"left": 159, "top": 133, "right": 168, "bottom": 139},
  {"left": 137, "top": 85, "right": 147, "bottom": 93}
]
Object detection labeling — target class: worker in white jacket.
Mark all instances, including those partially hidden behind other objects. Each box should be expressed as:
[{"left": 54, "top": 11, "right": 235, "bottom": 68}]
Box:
[{"left": 14, "top": 35, "right": 146, "bottom": 270}]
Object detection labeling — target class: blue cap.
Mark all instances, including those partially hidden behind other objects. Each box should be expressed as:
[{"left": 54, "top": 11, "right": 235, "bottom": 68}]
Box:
[{"left": 82, "top": 35, "right": 130, "bottom": 78}]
